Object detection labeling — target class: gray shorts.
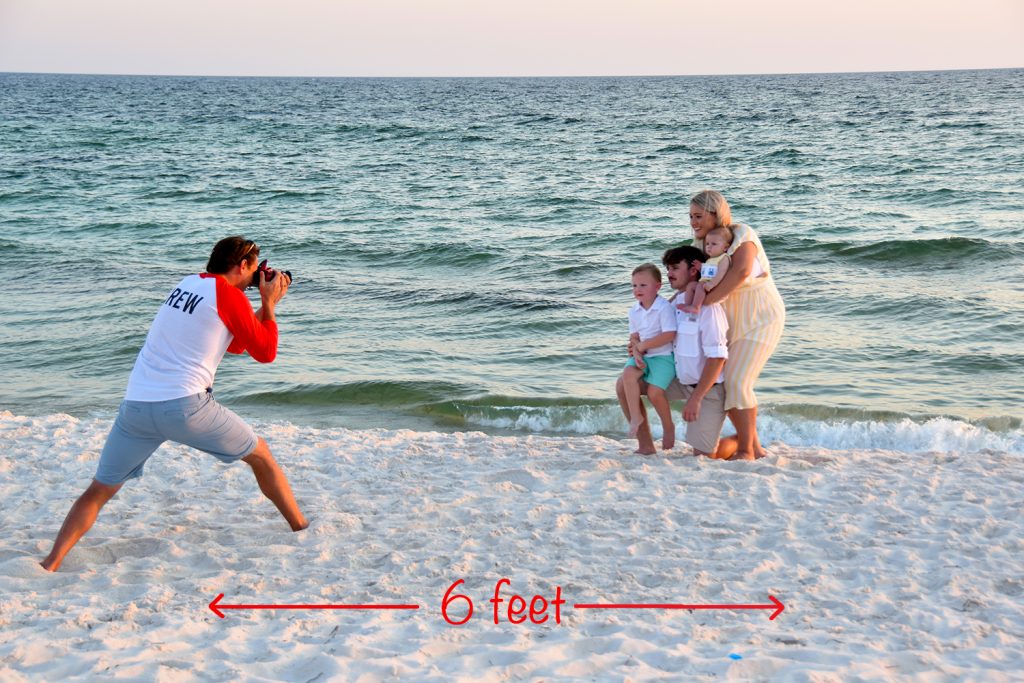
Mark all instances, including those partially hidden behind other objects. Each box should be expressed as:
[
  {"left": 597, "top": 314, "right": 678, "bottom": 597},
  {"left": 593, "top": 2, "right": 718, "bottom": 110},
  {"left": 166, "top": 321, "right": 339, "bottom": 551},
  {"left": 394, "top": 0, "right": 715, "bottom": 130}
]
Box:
[
  {"left": 664, "top": 380, "right": 727, "bottom": 455},
  {"left": 95, "top": 391, "right": 258, "bottom": 485}
]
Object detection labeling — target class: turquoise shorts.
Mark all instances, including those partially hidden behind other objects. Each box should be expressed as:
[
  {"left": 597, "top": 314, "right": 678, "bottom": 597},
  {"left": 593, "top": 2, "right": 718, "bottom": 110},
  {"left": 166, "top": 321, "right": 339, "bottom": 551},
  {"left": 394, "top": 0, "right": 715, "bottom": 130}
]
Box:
[
  {"left": 95, "top": 391, "right": 258, "bottom": 485},
  {"left": 625, "top": 354, "right": 676, "bottom": 390}
]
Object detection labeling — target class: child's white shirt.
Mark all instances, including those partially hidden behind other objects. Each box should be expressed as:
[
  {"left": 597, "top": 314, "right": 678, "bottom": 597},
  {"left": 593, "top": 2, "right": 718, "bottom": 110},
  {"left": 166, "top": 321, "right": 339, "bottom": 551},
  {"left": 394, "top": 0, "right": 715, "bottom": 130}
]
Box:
[{"left": 628, "top": 296, "right": 676, "bottom": 357}]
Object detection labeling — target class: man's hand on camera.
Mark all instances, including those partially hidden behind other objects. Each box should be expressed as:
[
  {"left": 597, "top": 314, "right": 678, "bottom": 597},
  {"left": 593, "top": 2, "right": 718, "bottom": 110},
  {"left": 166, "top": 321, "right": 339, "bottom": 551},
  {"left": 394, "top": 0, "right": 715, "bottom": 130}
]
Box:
[{"left": 259, "top": 270, "right": 289, "bottom": 304}]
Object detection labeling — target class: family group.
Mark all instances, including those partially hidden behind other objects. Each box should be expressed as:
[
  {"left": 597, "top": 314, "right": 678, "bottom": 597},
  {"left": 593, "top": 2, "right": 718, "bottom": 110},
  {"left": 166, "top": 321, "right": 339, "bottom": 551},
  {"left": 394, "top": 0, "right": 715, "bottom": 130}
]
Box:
[{"left": 616, "top": 190, "right": 786, "bottom": 461}]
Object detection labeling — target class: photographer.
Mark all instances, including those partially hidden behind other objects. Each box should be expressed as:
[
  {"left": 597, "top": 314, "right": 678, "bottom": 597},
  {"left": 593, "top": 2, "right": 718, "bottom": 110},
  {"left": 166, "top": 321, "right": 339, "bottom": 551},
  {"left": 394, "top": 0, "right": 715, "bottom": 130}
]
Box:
[{"left": 41, "top": 236, "right": 307, "bottom": 572}]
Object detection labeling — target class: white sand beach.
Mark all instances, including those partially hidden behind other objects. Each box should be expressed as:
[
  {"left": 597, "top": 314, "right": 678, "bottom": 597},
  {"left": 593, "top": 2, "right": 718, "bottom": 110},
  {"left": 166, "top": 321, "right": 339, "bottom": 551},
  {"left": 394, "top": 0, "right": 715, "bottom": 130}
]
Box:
[{"left": 2, "top": 410, "right": 1023, "bottom": 681}]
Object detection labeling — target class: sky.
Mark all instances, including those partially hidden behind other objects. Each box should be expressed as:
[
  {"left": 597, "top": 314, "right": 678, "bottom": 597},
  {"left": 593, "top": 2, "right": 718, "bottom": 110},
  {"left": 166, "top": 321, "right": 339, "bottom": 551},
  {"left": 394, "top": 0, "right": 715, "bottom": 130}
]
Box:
[{"left": 0, "top": 0, "right": 1021, "bottom": 78}]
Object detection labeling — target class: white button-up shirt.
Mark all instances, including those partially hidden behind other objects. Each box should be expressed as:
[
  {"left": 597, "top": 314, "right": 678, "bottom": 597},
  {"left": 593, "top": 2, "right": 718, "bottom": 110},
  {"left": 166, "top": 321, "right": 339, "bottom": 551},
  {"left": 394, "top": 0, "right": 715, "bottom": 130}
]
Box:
[
  {"left": 628, "top": 296, "right": 676, "bottom": 357},
  {"left": 673, "top": 301, "right": 729, "bottom": 385}
]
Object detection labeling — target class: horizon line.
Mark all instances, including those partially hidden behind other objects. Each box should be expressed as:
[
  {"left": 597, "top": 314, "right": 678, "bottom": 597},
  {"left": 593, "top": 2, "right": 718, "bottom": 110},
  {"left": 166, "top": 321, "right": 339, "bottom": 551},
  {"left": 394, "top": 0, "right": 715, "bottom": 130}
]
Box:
[{"left": 1, "top": 66, "right": 1021, "bottom": 80}]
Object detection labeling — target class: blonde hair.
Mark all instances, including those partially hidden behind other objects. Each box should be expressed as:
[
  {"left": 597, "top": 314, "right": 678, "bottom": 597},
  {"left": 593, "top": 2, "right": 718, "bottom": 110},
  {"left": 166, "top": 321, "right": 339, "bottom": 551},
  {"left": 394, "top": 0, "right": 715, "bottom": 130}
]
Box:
[
  {"left": 690, "top": 190, "right": 732, "bottom": 229},
  {"left": 707, "top": 224, "right": 734, "bottom": 245},
  {"left": 632, "top": 263, "right": 662, "bottom": 283}
]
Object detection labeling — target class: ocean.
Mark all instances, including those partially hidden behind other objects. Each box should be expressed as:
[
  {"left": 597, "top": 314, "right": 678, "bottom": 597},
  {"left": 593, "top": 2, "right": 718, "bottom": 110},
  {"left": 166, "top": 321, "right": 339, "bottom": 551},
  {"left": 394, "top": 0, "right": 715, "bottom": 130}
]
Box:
[{"left": 1, "top": 69, "right": 1022, "bottom": 454}]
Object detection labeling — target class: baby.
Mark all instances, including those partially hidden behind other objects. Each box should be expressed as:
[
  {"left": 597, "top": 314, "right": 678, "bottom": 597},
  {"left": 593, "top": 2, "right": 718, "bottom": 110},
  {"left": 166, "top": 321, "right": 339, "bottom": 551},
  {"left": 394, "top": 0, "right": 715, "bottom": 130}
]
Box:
[
  {"left": 620, "top": 263, "right": 676, "bottom": 446},
  {"left": 679, "top": 225, "right": 733, "bottom": 314}
]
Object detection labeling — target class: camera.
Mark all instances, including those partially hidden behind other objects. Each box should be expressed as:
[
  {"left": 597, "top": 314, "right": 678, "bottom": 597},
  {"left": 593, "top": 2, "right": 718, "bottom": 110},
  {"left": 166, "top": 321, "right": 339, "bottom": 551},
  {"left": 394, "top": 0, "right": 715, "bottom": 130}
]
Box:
[{"left": 250, "top": 259, "right": 293, "bottom": 288}]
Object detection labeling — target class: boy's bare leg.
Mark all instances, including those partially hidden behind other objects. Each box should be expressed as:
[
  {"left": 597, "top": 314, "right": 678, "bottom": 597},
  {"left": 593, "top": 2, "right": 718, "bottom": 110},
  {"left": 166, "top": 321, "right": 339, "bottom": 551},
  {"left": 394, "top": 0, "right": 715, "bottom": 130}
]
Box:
[
  {"left": 620, "top": 367, "right": 648, "bottom": 439},
  {"left": 242, "top": 438, "right": 308, "bottom": 531},
  {"left": 615, "top": 375, "right": 631, "bottom": 422},
  {"left": 41, "top": 479, "right": 123, "bottom": 572},
  {"left": 647, "top": 386, "right": 675, "bottom": 450},
  {"left": 616, "top": 376, "right": 655, "bottom": 454}
]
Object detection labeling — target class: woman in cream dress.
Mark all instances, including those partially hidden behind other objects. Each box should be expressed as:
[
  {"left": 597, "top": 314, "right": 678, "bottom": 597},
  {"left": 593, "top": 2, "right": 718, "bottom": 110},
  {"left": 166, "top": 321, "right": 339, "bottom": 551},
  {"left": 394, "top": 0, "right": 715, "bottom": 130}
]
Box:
[{"left": 689, "top": 190, "right": 785, "bottom": 460}]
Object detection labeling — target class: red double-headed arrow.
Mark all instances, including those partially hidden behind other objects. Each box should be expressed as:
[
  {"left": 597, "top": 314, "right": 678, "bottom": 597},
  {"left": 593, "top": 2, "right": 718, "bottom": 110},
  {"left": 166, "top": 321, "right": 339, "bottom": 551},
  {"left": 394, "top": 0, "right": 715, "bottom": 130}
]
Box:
[
  {"left": 208, "top": 593, "right": 421, "bottom": 619},
  {"left": 574, "top": 594, "right": 785, "bottom": 620},
  {"left": 209, "top": 593, "right": 784, "bottom": 621}
]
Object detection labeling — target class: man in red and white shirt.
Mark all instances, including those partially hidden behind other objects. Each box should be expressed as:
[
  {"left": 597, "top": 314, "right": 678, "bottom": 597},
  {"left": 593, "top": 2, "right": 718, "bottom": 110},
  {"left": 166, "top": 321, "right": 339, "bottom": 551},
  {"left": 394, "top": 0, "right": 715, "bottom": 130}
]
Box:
[{"left": 42, "top": 237, "right": 308, "bottom": 572}]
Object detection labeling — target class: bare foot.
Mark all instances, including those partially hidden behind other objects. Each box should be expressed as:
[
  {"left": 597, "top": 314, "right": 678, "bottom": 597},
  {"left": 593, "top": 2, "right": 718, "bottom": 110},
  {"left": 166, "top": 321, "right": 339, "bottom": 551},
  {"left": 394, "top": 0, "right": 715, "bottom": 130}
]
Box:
[
  {"left": 662, "top": 425, "right": 675, "bottom": 451},
  {"left": 728, "top": 451, "right": 756, "bottom": 461},
  {"left": 755, "top": 447, "right": 769, "bottom": 459},
  {"left": 635, "top": 421, "right": 655, "bottom": 455},
  {"left": 628, "top": 416, "right": 645, "bottom": 438}
]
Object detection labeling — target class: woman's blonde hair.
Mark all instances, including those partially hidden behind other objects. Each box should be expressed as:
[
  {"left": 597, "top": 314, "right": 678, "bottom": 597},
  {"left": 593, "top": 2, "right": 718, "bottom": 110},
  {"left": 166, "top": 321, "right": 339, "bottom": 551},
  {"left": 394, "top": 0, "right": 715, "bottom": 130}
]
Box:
[{"left": 690, "top": 190, "right": 732, "bottom": 229}]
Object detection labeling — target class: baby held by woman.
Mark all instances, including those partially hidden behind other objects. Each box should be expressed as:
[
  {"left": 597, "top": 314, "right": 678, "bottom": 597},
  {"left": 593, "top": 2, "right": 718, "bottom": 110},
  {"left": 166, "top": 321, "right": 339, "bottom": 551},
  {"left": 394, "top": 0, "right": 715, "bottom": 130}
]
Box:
[{"left": 679, "top": 225, "right": 732, "bottom": 314}]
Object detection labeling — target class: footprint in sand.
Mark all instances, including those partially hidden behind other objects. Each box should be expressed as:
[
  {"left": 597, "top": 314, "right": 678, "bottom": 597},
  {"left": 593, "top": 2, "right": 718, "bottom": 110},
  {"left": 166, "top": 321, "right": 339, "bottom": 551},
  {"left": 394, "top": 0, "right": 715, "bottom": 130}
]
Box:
[
  {"left": 483, "top": 469, "right": 544, "bottom": 491},
  {"left": 76, "top": 537, "right": 168, "bottom": 565}
]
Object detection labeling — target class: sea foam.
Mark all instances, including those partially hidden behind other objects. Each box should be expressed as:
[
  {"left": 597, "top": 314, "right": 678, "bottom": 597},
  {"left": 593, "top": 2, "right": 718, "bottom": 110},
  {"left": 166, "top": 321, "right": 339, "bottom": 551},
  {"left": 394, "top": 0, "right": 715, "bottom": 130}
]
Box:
[{"left": 459, "top": 404, "right": 1024, "bottom": 455}]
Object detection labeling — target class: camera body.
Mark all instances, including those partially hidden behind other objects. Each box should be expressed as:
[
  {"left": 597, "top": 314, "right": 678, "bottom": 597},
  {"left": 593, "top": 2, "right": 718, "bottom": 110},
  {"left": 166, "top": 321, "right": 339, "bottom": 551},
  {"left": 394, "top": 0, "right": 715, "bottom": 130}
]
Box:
[{"left": 250, "top": 259, "right": 293, "bottom": 288}]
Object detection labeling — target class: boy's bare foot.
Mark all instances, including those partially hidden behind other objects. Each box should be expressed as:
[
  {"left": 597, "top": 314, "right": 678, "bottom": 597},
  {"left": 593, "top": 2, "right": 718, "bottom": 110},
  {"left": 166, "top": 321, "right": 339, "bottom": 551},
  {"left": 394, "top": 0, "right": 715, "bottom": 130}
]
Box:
[
  {"left": 627, "top": 416, "right": 645, "bottom": 438},
  {"left": 662, "top": 427, "right": 675, "bottom": 451},
  {"left": 634, "top": 445, "right": 656, "bottom": 455}
]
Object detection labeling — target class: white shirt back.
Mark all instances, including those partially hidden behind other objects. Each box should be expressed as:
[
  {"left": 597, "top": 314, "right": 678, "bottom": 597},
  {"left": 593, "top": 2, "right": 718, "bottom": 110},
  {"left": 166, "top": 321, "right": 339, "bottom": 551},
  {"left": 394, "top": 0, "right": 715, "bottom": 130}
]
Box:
[{"left": 125, "top": 274, "right": 231, "bottom": 401}]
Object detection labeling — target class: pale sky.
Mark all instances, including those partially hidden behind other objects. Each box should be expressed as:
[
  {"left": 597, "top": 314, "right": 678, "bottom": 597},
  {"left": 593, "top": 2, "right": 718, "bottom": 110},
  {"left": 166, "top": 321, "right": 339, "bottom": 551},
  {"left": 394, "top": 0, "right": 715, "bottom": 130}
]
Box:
[{"left": 1, "top": 0, "right": 1021, "bottom": 77}]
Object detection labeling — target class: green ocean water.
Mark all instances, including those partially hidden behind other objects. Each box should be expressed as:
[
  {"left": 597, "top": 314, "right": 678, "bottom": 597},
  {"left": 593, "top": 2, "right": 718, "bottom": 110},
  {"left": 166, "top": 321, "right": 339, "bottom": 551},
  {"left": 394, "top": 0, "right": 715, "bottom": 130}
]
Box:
[{"left": 1, "top": 70, "right": 1022, "bottom": 451}]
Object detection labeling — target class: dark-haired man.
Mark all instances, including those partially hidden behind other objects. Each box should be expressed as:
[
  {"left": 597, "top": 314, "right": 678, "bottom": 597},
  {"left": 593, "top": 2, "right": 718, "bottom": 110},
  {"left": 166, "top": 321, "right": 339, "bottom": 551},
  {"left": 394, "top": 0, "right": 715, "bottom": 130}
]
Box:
[
  {"left": 42, "top": 236, "right": 307, "bottom": 572},
  {"left": 616, "top": 246, "right": 737, "bottom": 459}
]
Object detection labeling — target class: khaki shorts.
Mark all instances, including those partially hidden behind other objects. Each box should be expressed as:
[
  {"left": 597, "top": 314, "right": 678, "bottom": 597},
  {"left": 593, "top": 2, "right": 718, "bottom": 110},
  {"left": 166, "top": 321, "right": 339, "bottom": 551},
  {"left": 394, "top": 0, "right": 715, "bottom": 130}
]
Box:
[{"left": 664, "top": 380, "right": 727, "bottom": 455}]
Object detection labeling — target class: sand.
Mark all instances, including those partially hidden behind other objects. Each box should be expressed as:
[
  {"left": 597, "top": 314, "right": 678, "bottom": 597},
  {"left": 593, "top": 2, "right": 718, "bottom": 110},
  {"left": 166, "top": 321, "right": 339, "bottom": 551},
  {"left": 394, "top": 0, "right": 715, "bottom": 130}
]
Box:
[{"left": 1, "top": 410, "right": 1022, "bottom": 681}]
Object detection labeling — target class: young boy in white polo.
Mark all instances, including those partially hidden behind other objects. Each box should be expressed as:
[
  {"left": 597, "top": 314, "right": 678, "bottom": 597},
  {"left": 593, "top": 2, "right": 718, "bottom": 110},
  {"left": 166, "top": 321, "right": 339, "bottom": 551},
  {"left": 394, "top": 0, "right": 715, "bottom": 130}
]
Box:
[{"left": 619, "top": 263, "right": 676, "bottom": 449}]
